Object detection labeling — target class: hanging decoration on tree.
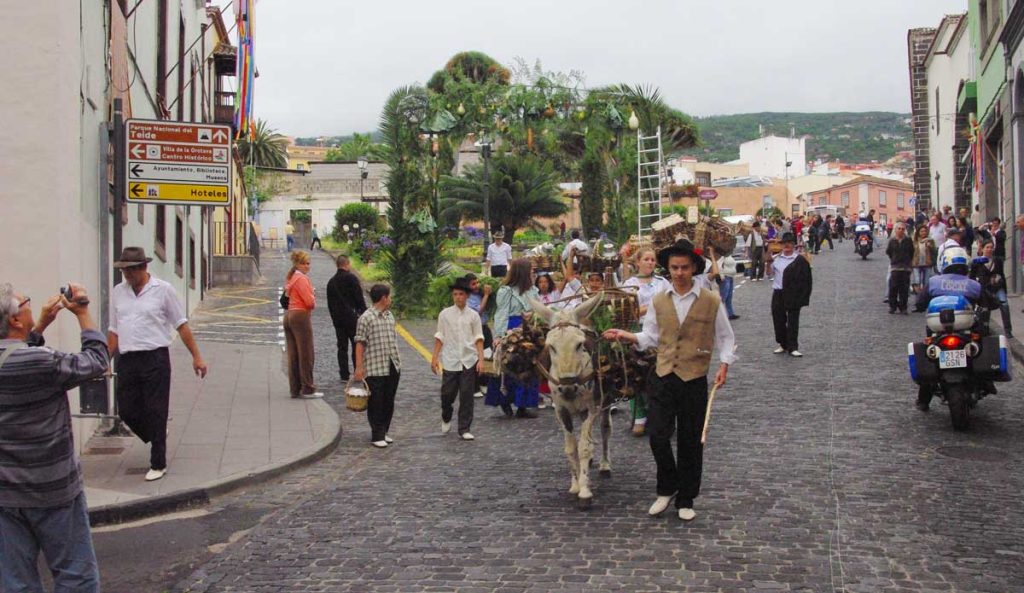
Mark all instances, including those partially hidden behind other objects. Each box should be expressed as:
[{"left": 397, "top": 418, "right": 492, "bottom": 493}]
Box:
[{"left": 234, "top": 0, "right": 256, "bottom": 139}]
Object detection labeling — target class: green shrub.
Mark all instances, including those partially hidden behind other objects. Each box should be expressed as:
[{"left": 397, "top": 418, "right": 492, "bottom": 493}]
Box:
[{"left": 333, "top": 203, "right": 380, "bottom": 241}]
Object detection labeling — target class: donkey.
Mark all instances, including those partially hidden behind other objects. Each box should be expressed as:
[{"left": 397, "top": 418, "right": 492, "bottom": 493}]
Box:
[{"left": 528, "top": 295, "right": 612, "bottom": 509}]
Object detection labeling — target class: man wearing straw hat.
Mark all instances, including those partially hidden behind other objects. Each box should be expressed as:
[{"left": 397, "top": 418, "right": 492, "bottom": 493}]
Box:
[
  {"left": 108, "top": 247, "right": 208, "bottom": 482},
  {"left": 602, "top": 239, "right": 736, "bottom": 522}
]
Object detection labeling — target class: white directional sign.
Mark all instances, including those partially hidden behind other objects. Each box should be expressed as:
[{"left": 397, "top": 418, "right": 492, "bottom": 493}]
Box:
[{"left": 125, "top": 119, "right": 233, "bottom": 206}]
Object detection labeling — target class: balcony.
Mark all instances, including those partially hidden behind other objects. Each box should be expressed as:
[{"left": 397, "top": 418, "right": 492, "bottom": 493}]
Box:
[{"left": 214, "top": 91, "right": 235, "bottom": 127}]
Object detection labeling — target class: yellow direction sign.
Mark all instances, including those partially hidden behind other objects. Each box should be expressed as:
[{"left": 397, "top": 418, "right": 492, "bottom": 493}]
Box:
[{"left": 128, "top": 182, "right": 231, "bottom": 205}]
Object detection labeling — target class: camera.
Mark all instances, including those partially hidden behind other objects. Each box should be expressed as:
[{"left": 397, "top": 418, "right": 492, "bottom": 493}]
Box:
[{"left": 60, "top": 284, "right": 89, "bottom": 305}]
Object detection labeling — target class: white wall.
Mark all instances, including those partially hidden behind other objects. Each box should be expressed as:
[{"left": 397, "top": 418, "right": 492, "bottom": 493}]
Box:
[
  {"left": 739, "top": 136, "right": 807, "bottom": 179},
  {"left": 926, "top": 19, "right": 971, "bottom": 214}
]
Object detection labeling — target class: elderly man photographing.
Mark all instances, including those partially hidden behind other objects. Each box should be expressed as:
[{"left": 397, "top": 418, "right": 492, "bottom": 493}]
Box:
[
  {"left": 108, "top": 247, "right": 207, "bottom": 482},
  {"left": 0, "top": 282, "right": 107, "bottom": 592}
]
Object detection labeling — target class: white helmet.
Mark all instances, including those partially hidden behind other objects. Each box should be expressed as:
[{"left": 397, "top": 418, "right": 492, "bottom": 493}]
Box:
[{"left": 939, "top": 246, "right": 969, "bottom": 275}]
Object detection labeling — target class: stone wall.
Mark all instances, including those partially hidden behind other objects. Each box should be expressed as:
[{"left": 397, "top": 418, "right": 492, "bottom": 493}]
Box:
[{"left": 908, "top": 28, "right": 938, "bottom": 212}]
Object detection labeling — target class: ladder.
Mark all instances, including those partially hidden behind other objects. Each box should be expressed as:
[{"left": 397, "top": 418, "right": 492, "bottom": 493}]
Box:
[{"left": 637, "top": 126, "right": 664, "bottom": 237}]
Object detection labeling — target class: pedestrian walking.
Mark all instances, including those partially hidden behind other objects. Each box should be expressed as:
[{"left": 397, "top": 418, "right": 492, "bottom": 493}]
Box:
[
  {"left": 310, "top": 223, "right": 322, "bottom": 250},
  {"left": 0, "top": 282, "right": 107, "bottom": 593},
  {"left": 488, "top": 258, "right": 541, "bottom": 418},
  {"left": 354, "top": 284, "right": 402, "bottom": 448},
  {"left": 108, "top": 247, "right": 208, "bottom": 482},
  {"left": 432, "top": 278, "right": 485, "bottom": 441},
  {"left": 834, "top": 215, "right": 845, "bottom": 243},
  {"left": 283, "top": 250, "right": 323, "bottom": 399},
  {"left": 465, "top": 273, "right": 493, "bottom": 400},
  {"left": 821, "top": 215, "right": 835, "bottom": 251},
  {"left": 619, "top": 247, "right": 671, "bottom": 436},
  {"left": 561, "top": 229, "right": 591, "bottom": 264},
  {"left": 766, "top": 233, "right": 812, "bottom": 357},
  {"left": 485, "top": 229, "right": 513, "bottom": 278},
  {"left": 928, "top": 213, "right": 948, "bottom": 244},
  {"left": 713, "top": 250, "right": 740, "bottom": 321},
  {"left": 911, "top": 224, "right": 937, "bottom": 297},
  {"left": 886, "top": 223, "right": 914, "bottom": 314},
  {"left": 747, "top": 221, "right": 766, "bottom": 281},
  {"left": 970, "top": 240, "right": 1013, "bottom": 338},
  {"left": 327, "top": 254, "right": 367, "bottom": 382},
  {"left": 601, "top": 239, "right": 737, "bottom": 522},
  {"left": 285, "top": 219, "right": 296, "bottom": 251}
]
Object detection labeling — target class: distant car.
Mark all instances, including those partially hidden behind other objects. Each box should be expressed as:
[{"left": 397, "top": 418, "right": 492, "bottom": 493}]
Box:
[{"left": 731, "top": 234, "right": 750, "bottom": 274}]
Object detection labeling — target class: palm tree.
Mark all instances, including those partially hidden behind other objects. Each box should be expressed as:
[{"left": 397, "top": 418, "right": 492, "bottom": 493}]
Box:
[
  {"left": 440, "top": 154, "right": 569, "bottom": 239},
  {"left": 590, "top": 84, "right": 700, "bottom": 151},
  {"left": 324, "top": 133, "right": 388, "bottom": 162},
  {"left": 236, "top": 119, "right": 288, "bottom": 168}
]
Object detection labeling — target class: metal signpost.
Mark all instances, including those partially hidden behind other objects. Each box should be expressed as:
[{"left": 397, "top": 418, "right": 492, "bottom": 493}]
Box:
[
  {"left": 125, "top": 119, "right": 232, "bottom": 207},
  {"left": 698, "top": 188, "right": 718, "bottom": 217}
]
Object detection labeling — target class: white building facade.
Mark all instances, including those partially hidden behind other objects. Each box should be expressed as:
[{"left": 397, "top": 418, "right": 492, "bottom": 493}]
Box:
[
  {"left": 739, "top": 135, "right": 807, "bottom": 179},
  {"left": 925, "top": 14, "right": 972, "bottom": 214}
]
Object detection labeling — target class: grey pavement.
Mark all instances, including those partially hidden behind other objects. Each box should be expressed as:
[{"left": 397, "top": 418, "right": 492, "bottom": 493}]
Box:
[
  {"left": 83, "top": 262, "right": 341, "bottom": 523},
  {"left": 130, "top": 245, "right": 1024, "bottom": 593}
]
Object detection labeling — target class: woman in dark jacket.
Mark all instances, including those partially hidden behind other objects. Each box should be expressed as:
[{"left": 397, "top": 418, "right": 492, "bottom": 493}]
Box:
[{"left": 970, "top": 240, "right": 1013, "bottom": 338}]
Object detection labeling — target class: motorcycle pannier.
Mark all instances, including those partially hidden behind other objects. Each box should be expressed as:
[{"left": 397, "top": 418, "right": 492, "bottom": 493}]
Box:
[
  {"left": 907, "top": 342, "right": 938, "bottom": 385},
  {"left": 972, "top": 335, "right": 1012, "bottom": 382},
  {"left": 926, "top": 295, "right": 973, "bottom": 333}
]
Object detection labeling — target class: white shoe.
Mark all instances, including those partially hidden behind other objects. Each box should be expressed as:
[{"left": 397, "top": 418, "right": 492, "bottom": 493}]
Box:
[
  {"left": 384, "top": 435, "right": 394, "bottom": 444},
  {"left": 678, "top": 508, "right": 696, "bottom": 521},
  {"left": 441, "top": 421, "right": 452, "bottom": 434},
  {"left": 773, "top": 347, "right": 786, "bottom": 354},
  {"left": 538, "top": 400, "right": 548, "bottom": 409},
  {"left": 299, "top": 392, "right": 324, "bottom": 399},
  {"left": 145, "top": 468, "right": 167, "bottom": 482},
  {"left": 474, "top": 391, "right": 484, "bottom": 399},
  {"left": 371, "top": 440, "right": 389, "bottom": 448},
  {"left": 790, "top": 350, "right": 803, "bottom": 357},
  {"left": 459, "top": 432, "right": 475, "bottom": 441},
  {"left": 648, "top": 495, "right": 673, "bottom": 516}
]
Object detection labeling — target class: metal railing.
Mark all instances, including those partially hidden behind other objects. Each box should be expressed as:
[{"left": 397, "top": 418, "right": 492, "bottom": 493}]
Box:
[{"left": 214, "top": 221, "right": 258, "bottom": 263}]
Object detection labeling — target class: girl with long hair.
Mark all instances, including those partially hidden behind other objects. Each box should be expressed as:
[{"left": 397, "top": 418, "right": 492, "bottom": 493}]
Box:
[
  {"left": 283, "top": 251, "right": 322, "bottom": 398},
  {"left": 488, "top": 258, "right": 540, "bottom": 418}
]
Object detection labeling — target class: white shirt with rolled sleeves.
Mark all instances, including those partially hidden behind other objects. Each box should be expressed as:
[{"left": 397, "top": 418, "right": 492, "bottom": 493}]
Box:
[
  {"left": 561, "top": 238, "right": 590, "bottom": 261},
  {"left": 434, "top": 304, "right": 484, "bottom": 372},
  {"left": 633, "top": 283, "right": 738, "bottom": 366},
  {"left": 109, "top": 276, "right": 188, "bottom": 352},
  {"left": 486, "top": 242, "right": 513, "bottom": 267}
]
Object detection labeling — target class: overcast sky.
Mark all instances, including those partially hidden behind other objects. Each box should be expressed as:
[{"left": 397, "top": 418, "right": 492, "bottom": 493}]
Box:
[{"left": 220, "top": 0, "right": 968, "bottom": 138}]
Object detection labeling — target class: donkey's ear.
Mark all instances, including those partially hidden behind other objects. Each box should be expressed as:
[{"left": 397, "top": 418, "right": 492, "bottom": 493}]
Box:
[
  {"left": 573, "top": 293, "right": 604, "bottom": 327},
  {"left": 527, "top": 297, "right": 556, "bottom": 327}
]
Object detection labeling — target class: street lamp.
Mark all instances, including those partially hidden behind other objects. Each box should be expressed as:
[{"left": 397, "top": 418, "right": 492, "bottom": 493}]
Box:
[
  {"left": 357, "top": 154, "right": 369, "bottom": 202},
  {"left": 475, "top": 137, "right": 493, "bottom": 254}
]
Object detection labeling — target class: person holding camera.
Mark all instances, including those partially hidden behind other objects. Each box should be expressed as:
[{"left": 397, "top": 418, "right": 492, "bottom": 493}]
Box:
[
  {"left": 0, "top": 282, "right": 108, "bottom": 593},
  {"left": 108, "top": 247, "right": 208, "bottom": 482}
]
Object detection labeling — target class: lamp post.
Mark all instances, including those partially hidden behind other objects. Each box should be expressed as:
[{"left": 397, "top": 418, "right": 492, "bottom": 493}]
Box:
[
  {"left": 357, "top": 155, "right": 371, "bottom": 212},
  {"left": 476, "top": 138, "right": 493, "bottom": 256}
]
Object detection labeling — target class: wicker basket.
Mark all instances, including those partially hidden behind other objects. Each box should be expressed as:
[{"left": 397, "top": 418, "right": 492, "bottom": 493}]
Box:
[
  {"left": 530, "top": 254, "right": 555, "bottom": 272},
  {"left": 651, "top": 214, "right": 692, "bottom": 249},
  {"left": 344, "top": 379, "right": 370, "bottom": 412},
  {"left": 480, "top": 356, "right": 500, "bottom": 377},
  {"left": 767, "top": 240, "right": 784, "bottom": 254},
  {"left": 605, "top": 290, "right": 640, "bottom": 329}
]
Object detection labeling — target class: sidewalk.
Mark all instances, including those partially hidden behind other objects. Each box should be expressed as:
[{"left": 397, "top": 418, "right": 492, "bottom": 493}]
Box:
[
  {"left": 82, "top": 339, "right": 341, "bottom": 525},
  {"left": 988, "top": 293, "right": 1024, "bottom": 364}
]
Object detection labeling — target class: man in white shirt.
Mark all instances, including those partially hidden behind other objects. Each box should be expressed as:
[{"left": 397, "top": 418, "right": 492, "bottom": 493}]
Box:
[
  {"left": 485, "top": 230, "right": 513, "bottom": 278},
  {"left": 431, "top": 278, "right": 485, "bottom": 441},
  {"left": 928, "top": 214, "right": 948, "bottom": 244},
  {"left": 602, "top": 239, "right": 736, "bottom": 522},
  {"left": 108, "top": 247, "right": 207, "bottom": 482},
  {"left": 561, "top": 230, "right": 591, "bottom": 263}
]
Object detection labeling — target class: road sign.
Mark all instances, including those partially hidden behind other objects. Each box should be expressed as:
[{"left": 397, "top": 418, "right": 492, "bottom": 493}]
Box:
[
  {"left": 908, "top": 197, "right": 917, "bottom": 207},
  {"left": 125, "top": 119, "right": 232, "bottom": 206},
  {"left": 698, "top": 189, "right": 718, "bottom": 200}
]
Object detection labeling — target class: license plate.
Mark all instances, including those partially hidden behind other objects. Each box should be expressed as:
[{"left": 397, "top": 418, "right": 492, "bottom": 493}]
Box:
[{"left": 939, "top": 349, "right": 967, "bottom": 369}]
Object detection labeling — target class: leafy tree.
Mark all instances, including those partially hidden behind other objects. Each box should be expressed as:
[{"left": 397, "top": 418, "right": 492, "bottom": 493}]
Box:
[
  {"left": 332, "top": 203, "right": 380, "bottom": 241},
  {"left": 243, "top": 166, "right": 288, "bottom": 204},
  {"left": 578, "top": 149, "right": 606, "bottom": 239},
  {"left": 236, "top": 119, "right": 288, "bottom": 168},
  {"left": 439, "top": 154, "right": 568, "bottom": 239},
  {"left": 324, "top": 133, "right": 388, "bottom": 162}
]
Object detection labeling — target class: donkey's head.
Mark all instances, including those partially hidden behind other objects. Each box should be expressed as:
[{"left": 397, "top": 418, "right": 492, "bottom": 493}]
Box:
[{"left": 528, "top": 295, "right": 604, "bottom": 391}]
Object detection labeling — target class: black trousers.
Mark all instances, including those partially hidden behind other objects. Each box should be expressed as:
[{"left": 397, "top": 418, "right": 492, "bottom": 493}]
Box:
[
  {"left": 365, "top": 362, "right": 400, "bottom": 442},
  {"left": 888, "top": 270, "right": 911, "bottom": 312},
  {"left": 771, "top": 290, "right": 801, "bottom": 352},
  {"left": 441, "top": 367, "right": 477, "bottom": 434},
  {"left": 335, "top": 326, "right": 356, "bottom": 381},
  {"left": 751, "top": 246, "right": 765, "bottom": 279},
  {"left": 310, "top": 238, "right": 322, "bottom": 249},
  {"left": 116, "top": 348, "right": 171, "bottom": 470},
  {"left": 819, "top": 233, "right": 833, "bottom": 251},
  {"left": 647, "top": 374, "right": 708, "bottom": 508},
  {"left": 490, "top": 265, "right": 508, "bottom": 278}
]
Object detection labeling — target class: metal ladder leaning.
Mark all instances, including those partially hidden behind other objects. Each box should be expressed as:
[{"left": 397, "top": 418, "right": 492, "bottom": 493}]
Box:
[{"left": 636, "top": 125, "right": 664, "bottom": 237}]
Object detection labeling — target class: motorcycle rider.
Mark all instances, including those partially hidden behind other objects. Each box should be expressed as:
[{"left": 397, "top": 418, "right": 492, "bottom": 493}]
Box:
[
  {"left": 913, "top": 246, "right": 999, "bottom": 410},
  {"left": 853, "top": 218, "right": 873, "bottom": 254}
]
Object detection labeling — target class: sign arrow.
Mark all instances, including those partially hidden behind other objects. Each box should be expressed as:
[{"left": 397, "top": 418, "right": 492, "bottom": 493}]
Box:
[
  {"left": 213, "top": 129, "right": 228, "bottom": 143},
  {"left": 130, "top": 164, "right": 143, "bottom": 178},
  {"left": 130, "top": 144, "right": 145, "bottom": 159},
  {"left": 130, "top": 183, "right": 144, "bottom": 198}
]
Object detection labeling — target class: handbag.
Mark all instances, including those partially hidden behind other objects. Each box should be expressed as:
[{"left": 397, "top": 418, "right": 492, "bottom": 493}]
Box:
[{"left": 279, "top": 289, "right": 290, "bottom": 309}]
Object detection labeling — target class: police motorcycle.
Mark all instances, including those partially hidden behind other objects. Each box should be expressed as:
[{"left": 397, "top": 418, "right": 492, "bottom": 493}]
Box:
[
  {"left": 907, "top": 247, "right": 1012, "bottom": 431},
  {"left": 853, "top": 221, "right": 873, "bottom": 259}
]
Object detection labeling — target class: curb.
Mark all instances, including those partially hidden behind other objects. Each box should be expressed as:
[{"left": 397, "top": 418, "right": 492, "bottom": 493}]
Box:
[{"left": 88, "top": 399, "right": 342, "bottom": 526}]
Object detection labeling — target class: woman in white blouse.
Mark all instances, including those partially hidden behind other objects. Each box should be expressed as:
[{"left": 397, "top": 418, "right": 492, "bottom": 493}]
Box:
[{"left": 618, "top": 248, "right": 670, "bottom": 436}]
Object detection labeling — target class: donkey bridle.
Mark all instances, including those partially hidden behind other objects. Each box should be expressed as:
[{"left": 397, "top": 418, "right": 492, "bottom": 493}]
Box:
[{"left": 534, "top": 321, "right": 598, "bottom": 387}]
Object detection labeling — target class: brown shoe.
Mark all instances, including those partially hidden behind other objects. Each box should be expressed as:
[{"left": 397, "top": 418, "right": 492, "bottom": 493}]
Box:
[{"left": 632, "top": 423, "right": 646, "bottom": 437}]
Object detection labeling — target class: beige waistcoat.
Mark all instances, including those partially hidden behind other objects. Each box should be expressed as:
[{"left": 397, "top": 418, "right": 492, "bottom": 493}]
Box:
[{"left": 652, "top": 288, "right": 720, "bottom": 381}]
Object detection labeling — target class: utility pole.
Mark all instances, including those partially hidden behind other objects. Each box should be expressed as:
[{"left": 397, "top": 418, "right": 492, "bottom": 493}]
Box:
[
  {"left": 112, "top": 98, "right": 125, "bottom": 287},
  {"left": 481, "top": 141, "right": 492, "bottom": 257}
]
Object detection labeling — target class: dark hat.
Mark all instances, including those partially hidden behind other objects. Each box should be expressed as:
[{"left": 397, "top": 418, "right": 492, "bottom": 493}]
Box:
[
  {"left": 491, "top": 229, "right": 505, "bottom": 239},
  {"left": 450, "top": 278, "right": 472, "bottom": 293},
  {"left": 779, "top": 232, "right": 797, "bottom": 244},
  {"left": 113, "top": 246, "right": 153, "bottom": 269},
  {"left": 947, "top": 226, "right": 964, "bottom": 236},
  {"left": 656, "top": 239, "right": 706, "bottom": 275}
]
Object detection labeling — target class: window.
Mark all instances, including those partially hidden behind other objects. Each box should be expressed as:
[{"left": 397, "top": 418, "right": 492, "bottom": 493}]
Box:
[
  {"left": 980, "top": 0, "right": 1002, "bottom": 53},
  {"left": 897, "top": 193, "right": 905, "bottom": 209},
  {"left": 841, "top": 191, "right": 849, "bottom": 207},
  {"left": 154, "top": 205, "right": 167, "bottom": 261},
  {"left": 174, "top": 211, "right": 184, "bottom": 277},
  {"left": 879, "top": 190, "right": 887, "bottom": 206},
  {"left": 695, "top": 171, "right": 711, "bottom": 187},
  {"left": 880, "top": 214, "right": 887, "bottom": 225},
  {"left": 717, "top": 208, "right": 733, "bottom": 217},
  {"left": 935, "top": 88, "right": 940, "bottom": 135},
  {"left": 818, "top": 195, "right": 826, "bottom": 206},
  {"left": 137, "top": 203, "right": 144, "bottom": 224},
  {"left": 189, "top": 233, "right": 196, "bottom": 288}
]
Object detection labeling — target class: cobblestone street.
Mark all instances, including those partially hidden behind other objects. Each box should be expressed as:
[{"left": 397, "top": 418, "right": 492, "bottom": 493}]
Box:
[{"left": 165, "top": 247, "right": 1024, "bottom": 593}]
